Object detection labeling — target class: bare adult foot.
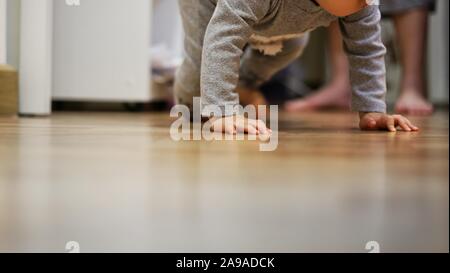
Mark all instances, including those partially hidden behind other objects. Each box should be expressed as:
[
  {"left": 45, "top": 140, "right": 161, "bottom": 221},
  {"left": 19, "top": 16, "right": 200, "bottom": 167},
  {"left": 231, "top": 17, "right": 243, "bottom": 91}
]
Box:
[
  {"left": 284, "top": 80, "right": 351, "bottom": 112},
  {"left": 395, "top": 89, "right": 434, "bottom": 116}
]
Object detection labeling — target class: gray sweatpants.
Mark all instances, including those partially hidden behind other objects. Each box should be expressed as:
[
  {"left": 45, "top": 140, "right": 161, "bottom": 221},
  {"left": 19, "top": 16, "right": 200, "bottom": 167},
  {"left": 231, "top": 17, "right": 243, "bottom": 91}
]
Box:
[{"left": 174, "top": 0, "right": 309, "bottom": 111}]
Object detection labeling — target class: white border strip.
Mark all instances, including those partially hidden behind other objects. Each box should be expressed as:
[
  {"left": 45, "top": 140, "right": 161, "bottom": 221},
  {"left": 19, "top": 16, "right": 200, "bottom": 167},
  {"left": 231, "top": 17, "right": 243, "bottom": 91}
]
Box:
[{"left": 0, "top": 0, "right": 6, "bottom": 64}]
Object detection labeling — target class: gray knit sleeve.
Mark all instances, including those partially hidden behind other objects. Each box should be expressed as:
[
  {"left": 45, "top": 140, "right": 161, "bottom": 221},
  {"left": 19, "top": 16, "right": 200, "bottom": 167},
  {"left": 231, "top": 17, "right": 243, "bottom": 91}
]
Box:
[
  {"left": 339, "top": 5, "right": 387, "bottom": 113},
  {"left": 200, "top": 0, "right": 271, "bottom": 117}
]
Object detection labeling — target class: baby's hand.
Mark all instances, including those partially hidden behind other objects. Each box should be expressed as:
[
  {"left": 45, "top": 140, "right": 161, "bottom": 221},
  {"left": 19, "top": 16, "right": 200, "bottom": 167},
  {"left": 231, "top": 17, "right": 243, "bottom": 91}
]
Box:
[
  {"left": 359, "top": 112, "right": 419, "bottom": 132},
  {"left": 208, "top": 115, "right": 272, "bottom": 137}
]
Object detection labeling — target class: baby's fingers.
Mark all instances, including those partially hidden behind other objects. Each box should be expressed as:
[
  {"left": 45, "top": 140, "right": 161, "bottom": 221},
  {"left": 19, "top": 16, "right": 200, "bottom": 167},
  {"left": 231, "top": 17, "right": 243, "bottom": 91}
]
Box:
[
  {"left": 386, "top": 116, "right": 396, "bottom": 132},
  {"left": 405, "top": 118, "right": 419, "bottom": 131},
  {"left": 250, "top": 119, "right": 269, "bottom": 134},
  {"left": 394, "top": 116, "right": 412, "bottom": 132},
  {"left": 246, "top": 124, "right": 258, "bottom": 135},
  {"left": 394, "top": 115, "right": 420, "bottom": 132},
  {"left": 211, "top": 119, "right": 235, "bottom": 134},
  {"left": 224, "top": 124, "right": 237, "bottom": 135},
  {"left": 235, "top": 119, "right": 258, "bottom": 135}
]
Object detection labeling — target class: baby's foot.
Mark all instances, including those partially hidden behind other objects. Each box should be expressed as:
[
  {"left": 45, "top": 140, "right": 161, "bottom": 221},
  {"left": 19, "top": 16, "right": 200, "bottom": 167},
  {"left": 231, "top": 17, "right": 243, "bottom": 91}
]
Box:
[
  {"left": 395, "top": 89, "right": 434, "bottom": 116},
  {"left": 284, "top": 80, "right": 351, "bottom": 112}
]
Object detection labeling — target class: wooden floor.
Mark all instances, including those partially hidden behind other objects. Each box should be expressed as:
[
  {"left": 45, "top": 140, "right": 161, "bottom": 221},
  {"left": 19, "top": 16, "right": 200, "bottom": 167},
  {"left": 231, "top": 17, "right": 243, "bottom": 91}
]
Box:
[{"left": 0, "top": 111, "right": 448, "bottom": 252}]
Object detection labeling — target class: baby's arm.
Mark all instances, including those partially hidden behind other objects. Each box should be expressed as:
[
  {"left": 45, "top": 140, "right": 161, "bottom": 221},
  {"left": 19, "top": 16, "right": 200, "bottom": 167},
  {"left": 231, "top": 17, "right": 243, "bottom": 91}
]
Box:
[
  {"left": 339, "top": 4, "right": 418, "bottom": 131},
  {"left": 200, "top": 0, "right": 272, "bottom": 135}
]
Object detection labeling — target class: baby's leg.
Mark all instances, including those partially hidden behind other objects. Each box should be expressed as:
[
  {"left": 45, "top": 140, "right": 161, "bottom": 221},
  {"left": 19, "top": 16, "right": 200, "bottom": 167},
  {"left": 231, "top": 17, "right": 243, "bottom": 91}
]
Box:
[
  {"left": 174, "top": 0, "right": 215, "bottom": 110},
  {"left": 238, "top": 36, "right": 309, "bottom": 108},
  {"left": 239, "top": 36, "right": 310, "bottom": 92}
]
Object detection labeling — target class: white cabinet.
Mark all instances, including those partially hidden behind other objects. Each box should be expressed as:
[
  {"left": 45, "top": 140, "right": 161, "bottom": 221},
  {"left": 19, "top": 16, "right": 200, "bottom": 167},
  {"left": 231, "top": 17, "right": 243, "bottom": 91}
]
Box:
[
  {"left": 16, "top": 0, "right": 183, "bottom": 113},
  {"left": 52, "top": 0, "right": 152, "bottom": 102}
]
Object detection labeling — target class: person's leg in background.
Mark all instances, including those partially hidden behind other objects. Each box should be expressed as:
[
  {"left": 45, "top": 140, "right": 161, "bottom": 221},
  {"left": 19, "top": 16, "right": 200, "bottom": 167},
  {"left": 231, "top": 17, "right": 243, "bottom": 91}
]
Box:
[
  {"left": 284, "top": 21, "right": 351, "bottom": 112},
  {"left": 393, "top": 7, "right": 434, "bottom": 115},
  {"left": 286, "top": 0, "right": 435, "bottom": 115},
  {"left": 238, "top": 36, "right": 310, "bottom": 108}
]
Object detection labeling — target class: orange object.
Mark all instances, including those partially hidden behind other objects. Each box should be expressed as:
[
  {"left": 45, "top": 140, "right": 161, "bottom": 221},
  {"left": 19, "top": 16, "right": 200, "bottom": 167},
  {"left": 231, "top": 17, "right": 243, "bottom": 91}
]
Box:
[{"left": 316, "top": 0, "right": 368, "bottom": 17}]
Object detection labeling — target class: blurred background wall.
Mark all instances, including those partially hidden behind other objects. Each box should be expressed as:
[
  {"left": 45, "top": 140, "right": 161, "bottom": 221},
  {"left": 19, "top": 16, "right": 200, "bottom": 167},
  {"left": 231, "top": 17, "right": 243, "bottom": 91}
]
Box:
[
  {"left": 3, "top": 0, "right": 449, "bottom": 108},
  {"left": 0, "top": 0, "right": 6, "bottom": 64},
  {"left": 5, "top": 0, "right": 20, "bottom": 68},
  {"left": 428, "top": 0, "right": 449, "bottom": 104}
]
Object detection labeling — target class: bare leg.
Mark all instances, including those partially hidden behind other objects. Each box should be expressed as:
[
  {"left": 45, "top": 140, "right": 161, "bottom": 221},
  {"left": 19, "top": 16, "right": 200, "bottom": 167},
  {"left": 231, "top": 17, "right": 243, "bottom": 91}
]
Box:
[
  {"left": 285, "top": 21, "right": 351, "bottom": 112},
  {"left": 394, "top": 7, "right": 434, "bottom": 116}
]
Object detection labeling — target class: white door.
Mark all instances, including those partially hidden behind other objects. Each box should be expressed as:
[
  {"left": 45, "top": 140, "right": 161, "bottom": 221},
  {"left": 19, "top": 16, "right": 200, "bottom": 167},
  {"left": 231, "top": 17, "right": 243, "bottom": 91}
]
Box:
[
  {"left": 19, "top": 0, "right": 53, "bottom": 115},
  {"left": 0, "top": 0, "right": 6, "bottom": 64}
]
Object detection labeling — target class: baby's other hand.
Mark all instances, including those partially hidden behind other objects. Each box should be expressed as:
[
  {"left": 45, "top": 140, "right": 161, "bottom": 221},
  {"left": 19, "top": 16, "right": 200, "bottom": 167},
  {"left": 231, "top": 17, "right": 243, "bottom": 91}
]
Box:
[
  {"left": 359, "top": 112, "right": 419, "bottom": 132},
  {"left": 208, "top": 115, "right": 272, "bottom": 137}
]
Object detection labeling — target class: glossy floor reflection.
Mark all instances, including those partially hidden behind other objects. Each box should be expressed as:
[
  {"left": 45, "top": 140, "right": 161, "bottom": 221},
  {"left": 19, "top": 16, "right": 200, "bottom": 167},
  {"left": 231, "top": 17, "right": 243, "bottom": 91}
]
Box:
[{"left": 0, "top": 111, "right": 448, "bottom": 252}]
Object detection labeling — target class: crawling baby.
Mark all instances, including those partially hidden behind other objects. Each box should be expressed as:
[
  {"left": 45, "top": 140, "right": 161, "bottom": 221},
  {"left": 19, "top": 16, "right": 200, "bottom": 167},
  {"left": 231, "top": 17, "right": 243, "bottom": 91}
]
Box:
[{"left": 174, "top": 0, "right": 419, "bottom": 136}]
